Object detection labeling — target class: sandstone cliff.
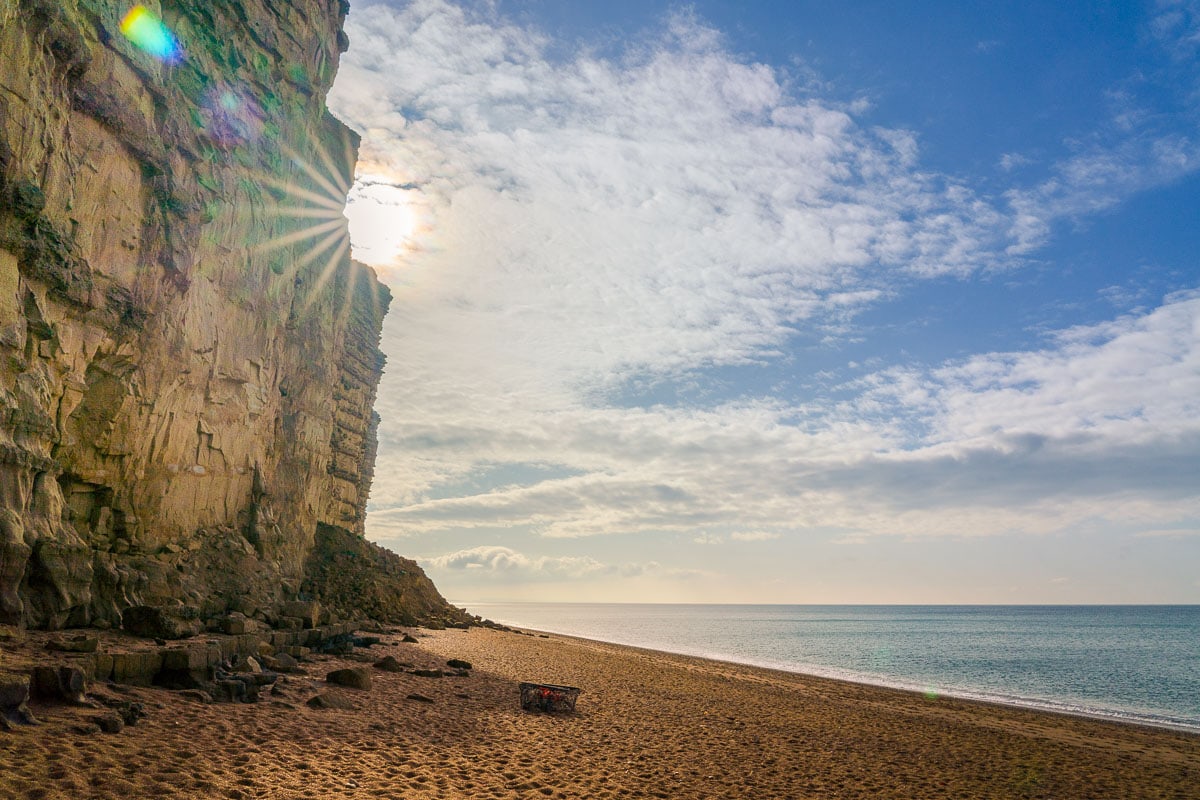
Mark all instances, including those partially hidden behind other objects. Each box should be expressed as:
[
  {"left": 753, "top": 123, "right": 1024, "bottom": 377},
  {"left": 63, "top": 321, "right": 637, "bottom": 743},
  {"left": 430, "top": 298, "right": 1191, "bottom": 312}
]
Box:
[{"left": 0, "top": 0, "right": 460, "bottom": 629}]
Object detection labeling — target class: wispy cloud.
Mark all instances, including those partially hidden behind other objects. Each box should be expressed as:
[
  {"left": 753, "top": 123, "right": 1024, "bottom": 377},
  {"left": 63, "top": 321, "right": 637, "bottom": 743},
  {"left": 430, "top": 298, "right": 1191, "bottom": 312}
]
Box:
[
  {"left": 1006, "top": 137, "right": 1200, "bottom": 253},
  {"left": 731, "top": 531, "right": 782, "bottom": 542},
  {"left": 1134, "top": 528, "right": 1200, "bottom": 538},
  {"left": 426, "top": 545, "right": 611, "bottom": 577},
  {"left": 424, "top": 545, "right": 701, "bottom": 581},
  {"left": 1002, "top": 3, "right": 1200, "bottom": 252}
]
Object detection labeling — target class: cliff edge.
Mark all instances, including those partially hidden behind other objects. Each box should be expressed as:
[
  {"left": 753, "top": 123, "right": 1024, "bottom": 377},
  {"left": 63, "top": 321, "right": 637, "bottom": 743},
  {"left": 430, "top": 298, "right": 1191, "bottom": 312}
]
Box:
[{"left": 0, "top": 0, "right": 463, "bottom": 629}]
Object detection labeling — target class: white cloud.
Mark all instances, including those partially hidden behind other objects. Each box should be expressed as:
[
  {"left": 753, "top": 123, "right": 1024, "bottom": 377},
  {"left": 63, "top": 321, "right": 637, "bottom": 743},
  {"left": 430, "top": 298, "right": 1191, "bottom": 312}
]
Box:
[
  {"left": 919, "top": 288, "right": 1200, "bottom": 446},
  {"left": 1006, "top": 137, "right": 1200, "bottom": 252},
  {"left": 998, "top": 152, "right": 1032, "bottom": 172},
  {"left": 426, "top": 545, "right": 609, "bottom": 577},
  {"left": 731, "top": 531, "right": 782, "bottom": 542},
  {"left": 423, "top": 545, "right": 699, "bottom": 581}
]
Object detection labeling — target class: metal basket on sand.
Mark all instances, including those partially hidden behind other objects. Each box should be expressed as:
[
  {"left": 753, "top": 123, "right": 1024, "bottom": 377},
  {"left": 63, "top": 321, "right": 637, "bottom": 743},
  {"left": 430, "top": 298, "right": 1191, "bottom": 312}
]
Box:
[{"left": 519, "top": 682, "right": 581, "bottom": 713}]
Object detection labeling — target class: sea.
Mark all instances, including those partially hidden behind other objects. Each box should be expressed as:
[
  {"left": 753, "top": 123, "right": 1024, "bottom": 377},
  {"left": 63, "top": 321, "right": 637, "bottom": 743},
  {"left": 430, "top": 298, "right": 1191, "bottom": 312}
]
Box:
[{"left": 459, "top": 603, "right": 1200, "bottom": 733}]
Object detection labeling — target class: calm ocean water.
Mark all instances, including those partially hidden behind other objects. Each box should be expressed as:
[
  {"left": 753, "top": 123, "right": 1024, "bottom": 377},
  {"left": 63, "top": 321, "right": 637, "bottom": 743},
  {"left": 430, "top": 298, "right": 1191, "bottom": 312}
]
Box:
[{"left": 460, "top": 603, "right": 1200, "bottom": 732}]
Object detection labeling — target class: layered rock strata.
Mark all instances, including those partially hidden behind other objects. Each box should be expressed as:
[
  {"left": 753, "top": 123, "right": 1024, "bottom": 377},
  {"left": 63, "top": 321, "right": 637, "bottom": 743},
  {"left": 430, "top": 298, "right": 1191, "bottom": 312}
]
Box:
[{"left": 0, "top": 0, "right": 457, "bottom": 628}]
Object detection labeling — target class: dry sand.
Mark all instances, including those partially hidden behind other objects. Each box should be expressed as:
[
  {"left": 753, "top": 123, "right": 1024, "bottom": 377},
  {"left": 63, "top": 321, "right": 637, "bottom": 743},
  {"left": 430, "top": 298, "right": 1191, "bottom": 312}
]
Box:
[{"left": 2, "top": 625, "right": 1198, "bottom": 799}]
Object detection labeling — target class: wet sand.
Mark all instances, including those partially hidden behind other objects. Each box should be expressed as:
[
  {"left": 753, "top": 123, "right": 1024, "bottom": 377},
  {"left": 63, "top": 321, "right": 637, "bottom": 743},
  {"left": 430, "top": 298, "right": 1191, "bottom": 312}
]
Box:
[{"left": 2, "top": 625, "right": 1197, "bottom": 798}]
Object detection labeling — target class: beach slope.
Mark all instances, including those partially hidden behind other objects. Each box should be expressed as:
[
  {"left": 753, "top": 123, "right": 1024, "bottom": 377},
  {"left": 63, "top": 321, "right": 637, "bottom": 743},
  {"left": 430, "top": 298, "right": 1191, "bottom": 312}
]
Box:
[{"left": 2, "top": 626, "right": 1197, "bottom": 798}]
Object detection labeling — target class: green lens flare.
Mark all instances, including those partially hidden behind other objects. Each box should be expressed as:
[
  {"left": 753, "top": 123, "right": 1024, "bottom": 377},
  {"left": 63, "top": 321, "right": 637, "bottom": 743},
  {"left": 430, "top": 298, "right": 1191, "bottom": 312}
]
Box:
[{"left": 120, "top": 5, "right": 182, "bottom": 63}]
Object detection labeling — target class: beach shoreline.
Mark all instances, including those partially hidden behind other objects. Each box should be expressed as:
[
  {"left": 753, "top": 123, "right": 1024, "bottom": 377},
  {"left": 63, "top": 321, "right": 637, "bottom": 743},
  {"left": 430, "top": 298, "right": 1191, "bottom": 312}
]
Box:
[
  {"left": 509, "top": 625, "right": 1198, "bottom": 735},
  {"left": 3, "top": 625, "right": 1198, "bottom": 798},
  {"left": 484, "top": 623, "right": 1200, "bottom": 737}
]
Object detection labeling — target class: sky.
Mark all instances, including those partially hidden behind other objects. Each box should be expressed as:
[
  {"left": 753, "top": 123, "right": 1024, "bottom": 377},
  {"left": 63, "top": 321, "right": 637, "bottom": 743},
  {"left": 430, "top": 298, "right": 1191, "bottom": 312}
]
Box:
[{"left": 327, "top": 0, "right": 1200, "bottom": 605}]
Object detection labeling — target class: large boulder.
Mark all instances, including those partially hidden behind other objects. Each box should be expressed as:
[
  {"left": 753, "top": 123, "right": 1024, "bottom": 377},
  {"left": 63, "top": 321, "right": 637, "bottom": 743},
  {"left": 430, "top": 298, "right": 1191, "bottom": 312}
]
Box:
[
  {"left": 30, "top": 665, "right": 88, "bottom": 705},
  {"left": 325, "top": 667, "right": 371, "bottom": 690},
  {"left": 121, "top": 605, "right": 202, "bottom": 640},
  {"left": 307, "top": 692, "right": 353, "bottom": 710},
  {"left": 279, "top": 601, "right": 320, "bottom": 630},
  {"left": 0, "top": 672, "right": 36, "bottom": 727},
  {"left": 373, "top": 655, "right": 406, "bottom": 673}
]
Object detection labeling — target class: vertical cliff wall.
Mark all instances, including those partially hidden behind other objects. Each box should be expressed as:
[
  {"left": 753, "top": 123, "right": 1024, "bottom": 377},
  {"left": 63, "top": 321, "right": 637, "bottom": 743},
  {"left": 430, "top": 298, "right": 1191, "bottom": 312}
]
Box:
[{"left": 0, "top": 0, "right": 449, "bottom": 629}]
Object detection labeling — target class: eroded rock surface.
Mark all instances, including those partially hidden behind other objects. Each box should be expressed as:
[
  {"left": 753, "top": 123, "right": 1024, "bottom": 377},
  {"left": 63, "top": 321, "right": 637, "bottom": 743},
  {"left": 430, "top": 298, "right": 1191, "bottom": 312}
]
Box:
[{"left": 0, "top": 1, "right": 460, "bottom": 629}]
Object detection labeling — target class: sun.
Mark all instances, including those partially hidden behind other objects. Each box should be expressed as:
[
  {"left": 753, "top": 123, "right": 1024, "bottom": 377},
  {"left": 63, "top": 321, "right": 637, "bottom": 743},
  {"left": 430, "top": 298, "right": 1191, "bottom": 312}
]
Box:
[{"left": 344, "top": 177, "right": 423, "bottom": 271}]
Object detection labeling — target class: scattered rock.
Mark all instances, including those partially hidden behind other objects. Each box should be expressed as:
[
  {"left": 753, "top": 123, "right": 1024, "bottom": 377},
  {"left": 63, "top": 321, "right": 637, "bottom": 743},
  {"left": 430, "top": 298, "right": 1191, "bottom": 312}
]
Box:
[
  {"left": 178, "top": 690, "right": 212, "bottom": 704},
  {"left": 406, "top": 693, "right": 434, "bottom": 703},
  {"left": 90, "top": 694, "right": 147, "bottom": 726},
  {"left": 46, "top": 635, "right": 98, "bottom": 653},
  {"left": 94, "top": 712, "right": 124, "bottom": 733},
  {"left": 446, "top": 659, "right": 472, "bottom": 671},
  {"left": 316, "top": 633, "right": 355, "bottom": 656},
  {"left": 263, "top": 652, "right": 300, "bottom": 673},
  {"left": 0, "top": 671, "right": 36, "bottom": 726},
  {"left": 411, "top": 669, "right": 443, "bottom": 679},
  {"left": 31, "top": 665, "right": 89, "bottom": 705},
  {"left": 230, "top": 656, "right": 263, "bottom": 674},
  {"left": 210, "top": 679, "right": 250, "bottom": 703},
  {"left": 373, "top": 656, "right": 407, "bottom": 672},
  {"left": 352, "top": 635, "right": 381, "bottom": 648},
  {"left": 278, "top": 645, "right": 311, "bottom": 660},
  {"left": 306, "top": 692, "right": 353, "bottom": 710},
  {"left": 72, "top": 722, "right": 101, "bottom": 736},
  {"left": 279, "top": 601, "right": 320, "bottom": 629},
  {"left": 401, "top": 634, "right": 418, "bottom": 644},
  {"left": 326, "top": 667, "right": 372, "bottom": 690}
]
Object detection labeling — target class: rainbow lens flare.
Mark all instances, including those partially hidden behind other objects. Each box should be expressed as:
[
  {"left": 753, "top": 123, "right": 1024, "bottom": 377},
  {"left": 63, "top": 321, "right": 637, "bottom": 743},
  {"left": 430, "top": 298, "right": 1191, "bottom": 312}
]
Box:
[{"left": 119, "top": 5, "right": 182, "bottom": 63}]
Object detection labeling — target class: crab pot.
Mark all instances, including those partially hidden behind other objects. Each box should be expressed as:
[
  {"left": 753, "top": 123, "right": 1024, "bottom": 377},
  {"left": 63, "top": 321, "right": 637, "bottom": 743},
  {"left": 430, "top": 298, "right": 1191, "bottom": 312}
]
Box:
[{"left": 519, "top": 682, "right": 581, "bottom": 713}]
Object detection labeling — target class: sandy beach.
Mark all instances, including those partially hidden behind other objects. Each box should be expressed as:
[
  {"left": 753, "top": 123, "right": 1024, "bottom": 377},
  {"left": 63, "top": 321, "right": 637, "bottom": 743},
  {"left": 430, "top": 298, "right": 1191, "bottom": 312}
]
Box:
[{"left": 2, "top": 625, "right": 1198, "bottom": 799}]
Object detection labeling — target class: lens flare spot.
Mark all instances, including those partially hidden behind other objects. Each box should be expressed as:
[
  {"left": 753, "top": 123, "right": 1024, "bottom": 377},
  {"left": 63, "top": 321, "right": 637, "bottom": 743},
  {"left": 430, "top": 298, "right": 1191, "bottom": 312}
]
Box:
[
  {"left": 203, "top": 87, "right": 265, "bottom": 146},
  {"left": 119, "top": 5, "right": 182, "bottom": 63}
]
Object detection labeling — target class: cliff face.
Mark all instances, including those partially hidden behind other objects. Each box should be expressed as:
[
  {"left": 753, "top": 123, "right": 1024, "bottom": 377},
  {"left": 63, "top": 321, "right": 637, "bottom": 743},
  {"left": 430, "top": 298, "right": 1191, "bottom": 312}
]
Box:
[{"left": 0, "top": 0, "right": 454, "bottom": 629}]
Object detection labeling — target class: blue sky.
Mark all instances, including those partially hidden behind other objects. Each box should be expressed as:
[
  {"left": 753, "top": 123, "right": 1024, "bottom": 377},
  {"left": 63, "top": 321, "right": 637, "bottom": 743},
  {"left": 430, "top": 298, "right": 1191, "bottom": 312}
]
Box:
[{"left": 329, "top": 0, "right": 1200, "bottom": 604}]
